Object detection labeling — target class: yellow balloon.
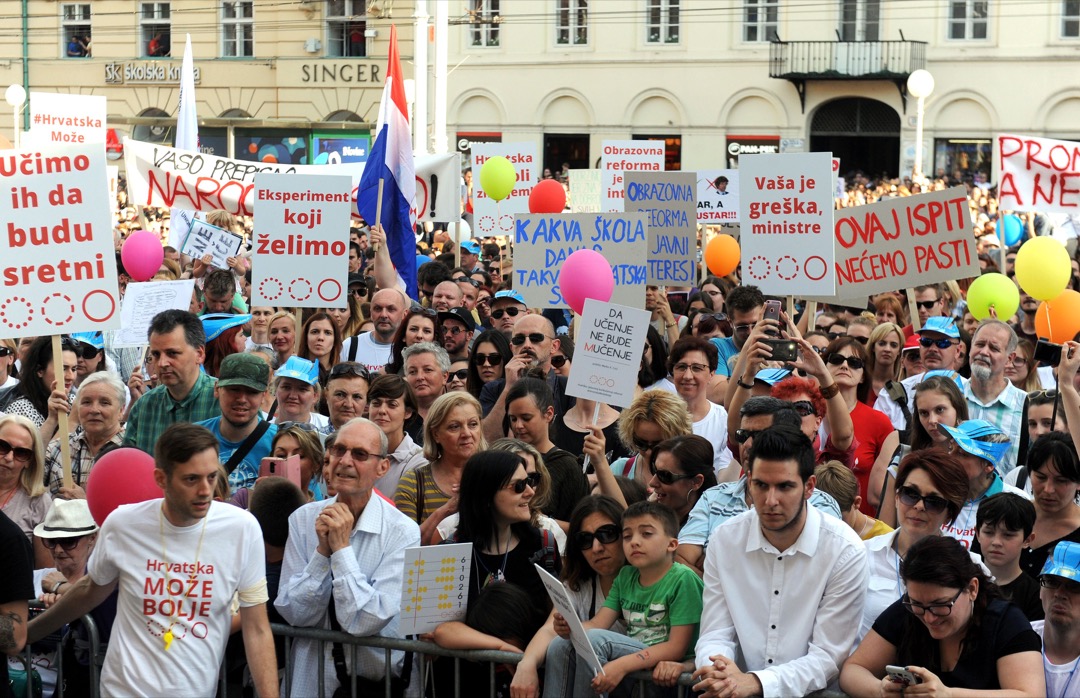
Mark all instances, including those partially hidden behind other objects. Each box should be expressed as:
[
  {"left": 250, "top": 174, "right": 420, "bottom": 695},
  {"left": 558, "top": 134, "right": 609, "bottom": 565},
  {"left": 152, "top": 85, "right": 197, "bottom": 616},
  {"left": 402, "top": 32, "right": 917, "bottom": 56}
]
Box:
[
  {"left": 1015, "top": 237, "right": 1071, "bottom": 301},
  {"left": 479, "top": 156, "right": 517, "bottom": 203}
]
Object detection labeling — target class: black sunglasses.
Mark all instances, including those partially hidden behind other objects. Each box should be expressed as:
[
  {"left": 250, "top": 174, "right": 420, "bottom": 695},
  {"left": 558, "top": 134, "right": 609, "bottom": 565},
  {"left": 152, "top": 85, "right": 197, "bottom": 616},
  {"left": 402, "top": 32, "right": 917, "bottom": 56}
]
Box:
[
  {"left": 897, "top": 485, "right": 950, "bottom": 515},
  {"left": 734, "top": 428, "right": 764, "bottom": 444},
  {"left": 42, "top": 536, "right": 86, "bottom": 551},
  {"left": 825, "top": 331, "right": 844, "bottom": 340},
  {"left": 826, "top": 354, "right": 865, "bottom": 370},
  {"left": 550, "top": 355, "right": 569, "bottom": 369},
  {"left": 442, "top": 324, "right": 467, "bottom": 337},
  {"left": 574, "top": 523, "right": 620, "bottom": 550},
  {"left": 350, "top": 286, "right": 368, "bottom": 298},
  {"left": 456, "top": 277, "right": 481, "bottom": 288},
  {"left": 631, "top": 435, "right": 662, "bottom": 453},
  {"left": 511, "top": 333, "right": 551, "bottom": 346},
  {"left": 449, "top": 369, "right": 469, "bottom": 381},
  {"left": 328, "top": 444, "right": 386, "bottom": 463},
  {"left": 915, "top": 300, "right": 940, "bottom": 309},
  {"left": 506, "top": 472, "right": 541, "bottom": 494},
  {"left": 792, "top": 400, "right": 817, "bottom": 418},
  {"left": 329, "top": 362, "right": 370, "bottom": 381},
  {"left": 491, "top": 307, "right": 524, "bottom": 320},
  {"left": 277, "top": 421, "right": 319, "bottom": 433},
  {"left": 648, "top": 463, "right": 695, "bottom": 485},
  {"left": 0, "top": 347, "right": 12, "bottom": 357},
  {"left": 919, "top": 337, "right": 958, "bottom": 349},
  {"left": 473, "top": 352, "right": 504, "bottom": 367},
  {"left": 0, "top": 437, "right": 33, "bottom": 464},
  {"left": 62, "top": 337, "right": 98, "bottom": 360}
]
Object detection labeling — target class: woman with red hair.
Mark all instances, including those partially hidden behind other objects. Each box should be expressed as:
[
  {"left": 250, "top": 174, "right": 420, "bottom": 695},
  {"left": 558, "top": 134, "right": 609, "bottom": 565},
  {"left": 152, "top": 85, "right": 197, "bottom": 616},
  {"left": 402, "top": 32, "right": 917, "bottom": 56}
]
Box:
[{"left": 771, "top": 373, "right": 858, "bottom": 468}]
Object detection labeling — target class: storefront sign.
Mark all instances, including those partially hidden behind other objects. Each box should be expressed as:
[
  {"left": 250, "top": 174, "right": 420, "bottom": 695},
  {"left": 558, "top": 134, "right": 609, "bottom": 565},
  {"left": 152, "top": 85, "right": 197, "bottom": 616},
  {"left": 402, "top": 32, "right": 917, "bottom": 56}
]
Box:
[{"left": 104, "top": 62, "right": 201, "bottom": 85}]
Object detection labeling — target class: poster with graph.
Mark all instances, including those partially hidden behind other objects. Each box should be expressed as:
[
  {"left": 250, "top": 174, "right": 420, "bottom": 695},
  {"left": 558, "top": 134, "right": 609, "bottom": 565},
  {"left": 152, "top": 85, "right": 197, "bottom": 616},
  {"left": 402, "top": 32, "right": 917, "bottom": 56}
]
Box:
[{"left": 399, "top": 543, "right": 473, "bottom": 635}]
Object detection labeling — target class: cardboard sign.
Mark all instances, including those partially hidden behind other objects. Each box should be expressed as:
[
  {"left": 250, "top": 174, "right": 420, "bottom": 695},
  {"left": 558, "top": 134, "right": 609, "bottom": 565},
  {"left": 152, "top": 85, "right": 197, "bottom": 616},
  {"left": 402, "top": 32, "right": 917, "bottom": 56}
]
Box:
[
  {"left": 513, "top": 213, "right": 648, "bottom": 310},
  {"left": 28, "top": 92, "right": 106, "bottom": 146},
  {"left": 534, "top": 564, "right": 606, "bottom": 677},
  {"left": 168, "top": 208, "right": 200, "bottom": 249},
  {"left": 252, "top": 173, "right": 352, "bottom": 308},
  {"left": 566, "top": 299, "right": 651, "bottom": 408},
  {"left": 124, "top": 139, "right": 460, "bottom": 221},
  {"left": 400, "top": 543, "right": 472, "bottom": 635},
  {"left": 696, "top": 169, "right": 740, "bottom": 223},
  {"left": 0, "top": 144, "right": 120, "bottom": 337},
  {"left": 996, "top": 134, "right": 1080, "bottom": 213},
  {"left": 113, "top": 280, "right": 197, "bottom": 348},
  {"left": 471, "top": 142, "right": 538, "bottom": 237},
  {"left": 624, "top": 172, "right": 696, "bottom": 285},
  {"left": 569, "top": 169, "right": 602, "bottom": 213},
  {"left": 600, "top": 140, "right": 665, "bottom": 212},
  {"left": 180, "top": 219, "right": 243, "bottom": 270},
  {"left": 738, "top": 153, "right": 836, "bottom": 296}
]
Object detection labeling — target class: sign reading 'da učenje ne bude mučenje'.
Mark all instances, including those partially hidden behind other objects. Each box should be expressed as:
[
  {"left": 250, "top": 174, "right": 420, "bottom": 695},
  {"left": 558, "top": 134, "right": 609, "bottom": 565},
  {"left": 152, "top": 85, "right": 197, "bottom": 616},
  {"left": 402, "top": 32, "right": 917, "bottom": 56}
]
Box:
[
  {"left": 995, "top": 134, "right": 1080, "bottom": 214},
  {"left": 471, "top": 142, "right": 538, "bottom": 237},
  {"left": 738, "top": 152, "right": 836, "bottom": 297},
  {"left": 27, "top": 92, "right": 107, "bottom": 146},
  {"left": 623, "top": 171, "right": 697, "bottom": 286},
  {"left": 566, "top": 299, "right": 651, "bottom": 409},
  {"left": 0, "top": 144, "right": 120, "bottom": 338},
  {"left": 513, "top": 213, "right": 648, "bottom": 310},
  {"left": 696, "top": 169, "right": 740, "bottom": 224},
  {"left": 180, "top": 219, "right": 244, "bottom": 271},
  {"left": 601, "top": 140, "right": 665, "bottom": 212},
  {"left": 569, "top": 169, "right": 602, "bottom": 213},
  {"left": 252, "top": 173, "right": 353, "bottom": 308}
]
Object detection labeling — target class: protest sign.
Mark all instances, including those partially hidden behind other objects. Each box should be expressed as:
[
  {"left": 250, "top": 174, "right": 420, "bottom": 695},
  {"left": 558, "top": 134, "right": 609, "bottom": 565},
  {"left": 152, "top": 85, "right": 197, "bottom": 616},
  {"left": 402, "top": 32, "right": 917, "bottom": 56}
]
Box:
[
  {"left": 534, "top": 564, "right": 606, "bottom": 677},
  {"left": 601, "top": 140, "right": 665, "bottom": 212},
  {"left": 566, "top": 299, "right": 651, "bottom": 408},
  {"left": 624, "top": 172, "right": 696, "bottom": 285},
  {"left": 27, "top": 92, "right": 106, "bottom": 146},
  {"left": 252, "top": 173, "right": 352, "bottom": 308},
  {"left": 471, "top": 142, "right": 537, "bottom": 236},
  {"left": 570, "top": 169, "right": 602, "bottom": 212},
  {"left": 0, "top": 144, "right": 120, "bottom": 337},
  {"left": 738, "top": 152, "right": 836, "bottom": 296},
  {"left": 696, "top": 169, "right": 740, "bottom": 223},
  {"left": 180, "top": 219, "right": 244, "bottom": 270},
  {"left": 124, "top": 139, "right": 460, "bottom": 221},
  {"left": 169, "top": 208, "right": 200, "bottom": 249},
  {"left": 513, "top": 213, "right": 648, "bottom": 310},
  {"left": 113, "top": 280, "right": 196, "bottom": 348},
  {"left": 400, "top": 543, "right": 472, "bottom": 635},
  {"left": 996, "top": 134, "right": 1080, "bottom": 212}
]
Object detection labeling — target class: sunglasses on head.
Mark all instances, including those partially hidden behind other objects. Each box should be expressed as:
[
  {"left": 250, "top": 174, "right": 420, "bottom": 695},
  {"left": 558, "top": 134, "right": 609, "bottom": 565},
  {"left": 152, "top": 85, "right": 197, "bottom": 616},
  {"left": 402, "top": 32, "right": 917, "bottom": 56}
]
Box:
[
  {"left": 329, "top": 362, "right": 370, "bottom": 381},
  {"left": 473, "top": 352, "right": 504, "bottom": 367},
  {"left": 0, "top": 437, "right": 33, "bottom": 464},
  {"left": 826, "top": 354, "right": 864, "bottom": 370},
  {"left": 574, "top": 523, "right": 620, "bottom": 550},
  {"left": 42, "top": 536, "right": 86, "bottom": 551},
  {"left": 919, "top": 337, "right": 957, "bottom": 349},
  {"left": 456, "top": 277, "right": 481, "bottom": 288},
  {"left": 897, "top": 485, "right": 950, "bottom": 515},
  {"left": 511, "top": 333, "right": 551, "bottom": 346},
  {"left": 491, "top": 307, "right": 523, "bottom": 320},
  {"left": 506, "top": 472, "right": 541, "bottom": 494},
  {"left": 277, "top": 421, "right": 319, "bottom": 433},
  {"left": 915, "top": 300, "right": 940, "bottom": 310},
  {"left": 648, "top": 463, "right": 695, "bottom": 485},
  {"left": 550, "top": 355, "right": 569, "bottom": 369},
  {"left": 449, "top": 369, "right": 469, "bottom": 381}
]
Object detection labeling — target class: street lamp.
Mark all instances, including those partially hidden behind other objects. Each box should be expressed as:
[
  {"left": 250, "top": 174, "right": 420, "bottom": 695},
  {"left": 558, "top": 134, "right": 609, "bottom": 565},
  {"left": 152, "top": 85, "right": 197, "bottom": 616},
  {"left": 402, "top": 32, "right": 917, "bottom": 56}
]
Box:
[
  {"left": 5, "top": 83, "right": 26, "bottom": 149},
  {"left": 907, "top": 69, "right": 935, "bottom": 180}
]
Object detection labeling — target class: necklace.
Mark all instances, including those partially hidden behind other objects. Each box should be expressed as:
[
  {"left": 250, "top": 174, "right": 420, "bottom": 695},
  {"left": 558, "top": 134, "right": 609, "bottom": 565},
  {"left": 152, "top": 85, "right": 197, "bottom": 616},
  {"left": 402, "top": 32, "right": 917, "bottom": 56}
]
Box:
[
  {"left": 474, "top": 528, "right": 512, "bottom": 592},
  {"left": 157, "top": 505, "right": 209, "bottom": 651}
]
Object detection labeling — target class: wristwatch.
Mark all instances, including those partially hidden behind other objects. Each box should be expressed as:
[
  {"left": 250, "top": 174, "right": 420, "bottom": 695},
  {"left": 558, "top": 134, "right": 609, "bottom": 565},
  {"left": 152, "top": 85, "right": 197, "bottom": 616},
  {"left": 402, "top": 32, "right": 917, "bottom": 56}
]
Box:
[{"left": 736, "top": 377, "right": 755, "bottom": 390}]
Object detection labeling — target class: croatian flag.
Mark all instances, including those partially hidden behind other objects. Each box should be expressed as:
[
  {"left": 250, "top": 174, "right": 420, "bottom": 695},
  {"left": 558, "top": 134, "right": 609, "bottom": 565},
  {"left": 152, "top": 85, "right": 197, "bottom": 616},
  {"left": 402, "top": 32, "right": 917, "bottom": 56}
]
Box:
[{"left": 357, "top": 25, "right": 417, "bottom": 300}]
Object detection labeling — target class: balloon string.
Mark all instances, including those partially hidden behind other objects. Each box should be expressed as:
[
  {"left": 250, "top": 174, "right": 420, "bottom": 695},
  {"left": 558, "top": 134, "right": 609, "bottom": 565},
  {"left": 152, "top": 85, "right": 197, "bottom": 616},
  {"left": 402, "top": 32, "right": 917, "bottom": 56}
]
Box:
[{"left": 1045, "top": 301, "right": 1053, "bottom": 344}]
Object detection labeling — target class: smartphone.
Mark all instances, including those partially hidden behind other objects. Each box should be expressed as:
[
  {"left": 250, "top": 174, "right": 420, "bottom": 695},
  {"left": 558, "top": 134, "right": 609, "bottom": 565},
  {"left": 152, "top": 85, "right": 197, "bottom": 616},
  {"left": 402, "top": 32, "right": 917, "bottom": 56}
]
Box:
[
  {"left": 763, "top": 338, "right": 799, "bottom": 362},
  {"left": 1034, "top": 338, "right": 1063, "bottom": 366},
  {"left": 885, "top": 665, "right": 921, "bottom": 686},
  {"left": 763, "top": 300, "right": 782, "bottom": 337},
  {"left": 666, "top": 291, "right": 688, "bottom": 304},
  {"left": 259, "top": 455, "right": 303, "bottom": 490}
]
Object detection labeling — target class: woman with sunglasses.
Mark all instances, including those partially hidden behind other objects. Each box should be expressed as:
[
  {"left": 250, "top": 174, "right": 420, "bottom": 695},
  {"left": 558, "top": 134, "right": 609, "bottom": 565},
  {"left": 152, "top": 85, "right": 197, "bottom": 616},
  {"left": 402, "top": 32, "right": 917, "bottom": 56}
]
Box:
[
  {"left": 510, "top": 495, "right": 628, "bottom": 698},
  {"left": 297, "top": 311, "right": 342, "bottom": 389},
  {"left": 610, "top": 390, "right": 694, "bottom": 492},
  {"left": 5, "top": 336, "right": 78, "bottom": 444},
  {"left": 1015, "top": 433, "right": 1080, "bottom": 579},
  {"left": 668, "top": 337, "right": 734, "bottom": 481},
  {"left": 550, "top": 335, "right": 573, "bottom": 378},
  {"left": 447, "top": 358, "right": 470, "bottom": 393},
  {"left": 864, "top": 322, "right": 905, "bottom": 408},
  {"left": 1006, "top": 339, "right": 1042, "bottom": 392},
  {"left": 385, "top": 307, "right": 445, "bottom": 375},
  {"left": 0, "top": 339, "right": 16, "bottom": 389},
  {"left": 646, "top": 435, "right": 716, "bottom": 528},
  {"left": 466, "top": 330, "right": 512, "bottom": 398},
  {"left": 842, "top": 535, "right": 1044, "bottom": 696},
  {"left": 0, "top": 414, "right": 52, "bottom": 567},
  {"left": 267, "top": 311, "right": 297, "bottom": 370}
]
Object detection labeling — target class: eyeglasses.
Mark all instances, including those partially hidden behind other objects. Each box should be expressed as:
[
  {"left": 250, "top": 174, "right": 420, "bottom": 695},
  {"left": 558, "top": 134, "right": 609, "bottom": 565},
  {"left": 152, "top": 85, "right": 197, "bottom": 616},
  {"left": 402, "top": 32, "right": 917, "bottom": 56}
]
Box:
[
  {"left": 901, "top": 587, "right": 965, "bottom": 617},
  {"left": 826, "top": 354, "right": 865, "bottom": 370},
  {"left": 734, "top": 322, "right": 756, "bottom": 336},
  {"left": 919, "top": 337, "right": 958, "bottom": 349},
  {"left": 329, "top": 362, "right": 370, "bottom": 382},
  {"left": 648, "top": 463, "right": 695, "bottom": 485},
  {"left": 449, "top": 369, "right": 469, "bottom": 381},
  {"left": 673, "top": 362, "right": 710, "bottom": 375},
  {"left": 1040, "top": 575, "right": 1080, "bottom": 594},
  {"left": 734, "top": 428, "right": 765, "bottom": 444},
  {"left": 1009, "top": 356, "right": 1029, "bottom": 367},
  {"left": 506, "top": 472, "right": 541, "bottom": 494},
  {"left": 0, "top": 437, "right": 33, "bottom": 464},
  {"left": 792, "top": 400, "right": 817, "bottom": 418},
  {"left": 328, "top": 444, "right": 386, "bottom": 462},
  {"left": 631, "top": 435, "right": 662, "bottom": 453},
  {"left": 442, "top": 325, "right": 467, "bottom": 336},
  {"left": 550, "top": 355, "right": 569, "bottom": 369},
  {"left": 491, "top": 307, "right": 524, "bottom": 320},
  {"left": 473, "top": 352, "right": 504, "bottom": 367},
  {"left": 574, "top": 523, "right": 620, "bottom": 550},
  {"left": 511, "top": 333, "right": 552, "bottom": 346},
  {"left": 896, "top": 485, "right": 950, "bottom": 515},
  {"left": 42, "top": 536, "right": 86, "bottom": 551},
  {"left": 915, "top": 300, "right": 940, "bottom": 310}
]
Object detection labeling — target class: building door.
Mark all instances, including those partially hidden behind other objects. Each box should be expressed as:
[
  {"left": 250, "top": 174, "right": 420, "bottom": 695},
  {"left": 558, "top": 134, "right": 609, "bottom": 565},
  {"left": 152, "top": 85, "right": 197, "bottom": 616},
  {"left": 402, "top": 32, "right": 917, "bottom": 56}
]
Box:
[
  {"left": 543, "top": 133, "right": 590, "bottom": 176},
  {"left": 810, "top": 97, "right": 899, "bottom": 178}
]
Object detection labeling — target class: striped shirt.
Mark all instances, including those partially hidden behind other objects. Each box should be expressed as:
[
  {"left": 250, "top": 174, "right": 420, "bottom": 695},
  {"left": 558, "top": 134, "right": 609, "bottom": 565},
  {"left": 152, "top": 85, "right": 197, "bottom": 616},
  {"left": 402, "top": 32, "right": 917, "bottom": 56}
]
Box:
[
  {"left": 123, "top": 371, "right": 220, "bottom": 454},
  {"left": 392, "top": 463, "right": 448, "bottom": 525}
]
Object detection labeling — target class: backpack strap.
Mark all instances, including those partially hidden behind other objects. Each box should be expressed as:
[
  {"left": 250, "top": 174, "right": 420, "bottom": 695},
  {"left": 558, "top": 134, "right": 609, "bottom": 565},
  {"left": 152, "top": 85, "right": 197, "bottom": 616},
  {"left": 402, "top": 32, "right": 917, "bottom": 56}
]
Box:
[
  {"left": 223, "top": 420, "right": 270, "bottom": 475},
  {"left": 885, "top": 380, "right": 912, "bottom": 443},
  {"left": 347, "top": 337, "right": 359, "bottom": 362},
  {"left": 528, "top": 528, "right": 558, "bottom": 575},
  {"left": 1015, "top": 394, "right": 1030, "bottom": 470},
  {"left": 414, "top": 467, "right": 426, "bottom": 526}
]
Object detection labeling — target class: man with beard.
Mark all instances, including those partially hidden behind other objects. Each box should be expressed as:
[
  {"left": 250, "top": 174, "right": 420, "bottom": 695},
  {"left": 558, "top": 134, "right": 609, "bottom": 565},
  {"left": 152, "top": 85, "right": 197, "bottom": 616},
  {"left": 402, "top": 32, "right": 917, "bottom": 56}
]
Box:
[
  {"left": 964, "top": 320, "right": 1025, "bottom": 475},
  {"left": 438, "top": 308, "right": 475, "bottom": 362},
  {"left": 340, "top": 289, "right": 408, "bottom": 373},
  {"left": 1011, "top": 286, "right": 1040, "bottom": 346},
  {"left": 430, "top": 281, "right": 464, "bottom": 312}
]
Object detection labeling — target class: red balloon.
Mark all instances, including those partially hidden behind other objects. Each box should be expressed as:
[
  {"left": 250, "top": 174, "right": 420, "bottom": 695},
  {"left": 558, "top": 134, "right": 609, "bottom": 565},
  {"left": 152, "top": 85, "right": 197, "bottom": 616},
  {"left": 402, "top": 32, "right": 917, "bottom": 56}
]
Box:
[
  {"left": 86, "top": 447, "right": 162, "bottom": 525},
  {"left": 528, "top": 179, "right": 567, "bottom": 214}
]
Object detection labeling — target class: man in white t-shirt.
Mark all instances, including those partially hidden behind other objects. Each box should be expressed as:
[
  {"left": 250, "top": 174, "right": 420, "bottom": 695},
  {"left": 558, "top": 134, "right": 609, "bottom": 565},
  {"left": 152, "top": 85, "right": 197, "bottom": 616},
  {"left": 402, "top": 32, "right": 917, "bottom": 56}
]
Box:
[
  {"left": 26, "top": 423, "right": 279, "bottom": 698},
  {"left": 340, "top": 288, "right": 408, "bottom": 372},
  {"left": 1032, "top": 541, "right": 1080, "bottom": 698}
]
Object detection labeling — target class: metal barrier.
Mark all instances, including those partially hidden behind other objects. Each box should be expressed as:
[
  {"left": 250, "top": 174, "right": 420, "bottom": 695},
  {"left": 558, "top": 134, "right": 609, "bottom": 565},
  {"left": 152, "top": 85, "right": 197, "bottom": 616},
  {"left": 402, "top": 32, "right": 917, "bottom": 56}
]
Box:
[{"left": 16, "top": 605, "right": 103, "bottom": 698}]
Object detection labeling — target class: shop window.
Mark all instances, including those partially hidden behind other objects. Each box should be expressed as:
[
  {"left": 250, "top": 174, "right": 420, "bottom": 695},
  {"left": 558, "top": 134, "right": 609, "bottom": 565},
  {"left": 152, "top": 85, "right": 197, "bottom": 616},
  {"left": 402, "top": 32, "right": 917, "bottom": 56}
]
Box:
[
  {"left": 61, "top": 4, "right": 91, "bottom": 58},
  {"left": 633, "top": 134, "right": 682, "bottom": 171},
  {"left": 222, "top": 1, "right": 254, "bottom": 57},
  {"left": 141, "top": 2, "right": 171, "bottom": 57},
  {"left": 933, "top": 139, "right": 991, "bottom": 183}
]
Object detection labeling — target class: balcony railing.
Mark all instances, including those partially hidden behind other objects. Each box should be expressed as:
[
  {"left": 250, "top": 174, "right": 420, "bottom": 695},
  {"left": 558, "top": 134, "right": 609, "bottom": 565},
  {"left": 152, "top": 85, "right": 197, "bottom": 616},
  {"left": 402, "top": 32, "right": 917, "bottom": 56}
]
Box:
[{"left": 770, "top": 39, "right": 926, "bottom": 80}]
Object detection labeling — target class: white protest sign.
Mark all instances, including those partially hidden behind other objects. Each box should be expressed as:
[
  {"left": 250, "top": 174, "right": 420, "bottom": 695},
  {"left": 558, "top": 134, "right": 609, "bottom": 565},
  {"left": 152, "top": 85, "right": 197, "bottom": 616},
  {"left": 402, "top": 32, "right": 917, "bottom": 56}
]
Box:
[
  {"left": 113, "top": 280, "right": 196, "bottom": 348},
  {"left": 472, "top": 142, "right": 537, "bottom": 237},
  {"left": 400, "top": 543, "right": 472, "bottom": 635},
  {"left": 123, "top": 139, "right": 460, "bottom": 221},
  {"left": 995, "top": 134, "right": 1080, "bottom": 213},
  {"left": 534, "top": 564, "right": 606, "bottom": 677},
  {"left": 513, "top": 213, "right": 648, "bottom": 310},
  {"left": 107, "top": 165, "right": 120, "bottom": 216},
  {"left": 566, "top": 299, "right": 651, "bottom": 408},
  {"left": 696, "top": 169, "right": 740, "bottom": 223},
  {"left": 168, "top": 208, "right": 200, "bottom": 249},
  {"left": 28, "top": 92, "right": 106, "bottom": 146},
  {"left": 180, "top": 219, "right": 243, "bottom": 270},
  {"left": 252, "top": 173, "right": 352, "bottom": 308},
  {"left": 0, "top": 144, "right": 120, "bottom": 337},
  {"left": 601, "top": 140, "right": 665, "bottom": 212},
  {"left": 624, "top": 172, "right": 696, "bottom": 285},
  {"left": 738, "top": 153, "right": 836, "bottom": 296},
  {"left": 570, "top": 169, "right": 602, "bottom": 212}
]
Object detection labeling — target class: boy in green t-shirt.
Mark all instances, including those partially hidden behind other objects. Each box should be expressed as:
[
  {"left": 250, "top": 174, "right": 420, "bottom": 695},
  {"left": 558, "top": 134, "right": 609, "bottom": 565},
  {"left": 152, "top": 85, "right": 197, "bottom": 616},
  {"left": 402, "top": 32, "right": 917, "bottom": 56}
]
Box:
[{"left": 544, "top": 501, "right": 704, "bottom": 697}]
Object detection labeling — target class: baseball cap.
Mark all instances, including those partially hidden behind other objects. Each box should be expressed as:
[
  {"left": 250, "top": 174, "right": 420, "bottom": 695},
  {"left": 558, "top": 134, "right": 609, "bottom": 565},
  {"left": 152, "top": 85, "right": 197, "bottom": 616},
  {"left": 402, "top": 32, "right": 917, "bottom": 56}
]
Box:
[
  {"left": 71, "top": 331, "right": 104, "bottom": 351},
  {"left": 492, "top": 289, "right": 526, "bottom": 306},
  {"left": 1041, "top": 541, "right": 1080, "bottom": 582},
  {"left": 34, "top": 499, "right": 99, "bottom": 538},
  {"left": 438, "top": 308, "right": 476, "bottom": 333},
  {"left": 347, "top": 273, "right": 366, "bottom": 287},
  {"left": 922, "top": 369, "right": 965, "bottom": 391},
  {"left": 460, "top": 240, "right": 481, "bottom": 255},
  {"left": 275, "top": 356, "right": 319, "bottom": 386},
  {"left": 939, "top": 420, "right": 1009, "bottom": 469},
  {"left": 920, "top": 316, "right": 961, "bottom": 339},
  {"left": 217, "top": 353, "right": 270, "bottom": 392},
  {"left": 201, "top": 313, "right": 252, "bottom": 342},
  {"left": 902, "top": 334, "right": 922, "bottom": 352}
]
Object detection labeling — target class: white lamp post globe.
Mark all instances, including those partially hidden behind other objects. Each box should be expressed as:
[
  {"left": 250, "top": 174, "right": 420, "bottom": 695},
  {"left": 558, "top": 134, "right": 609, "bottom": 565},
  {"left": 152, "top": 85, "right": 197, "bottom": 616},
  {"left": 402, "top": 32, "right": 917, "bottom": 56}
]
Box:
[
  {"left": 4, "top": 83, "right": 26, "bottom": 108},
  {"left": 907, "top": 69, "right": 935, "bottom": 99}
]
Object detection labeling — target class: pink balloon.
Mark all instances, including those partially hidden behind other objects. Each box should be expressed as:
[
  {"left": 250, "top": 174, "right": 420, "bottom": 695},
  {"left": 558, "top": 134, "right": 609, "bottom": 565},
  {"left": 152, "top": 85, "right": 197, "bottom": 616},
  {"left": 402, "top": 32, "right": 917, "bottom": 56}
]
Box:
[
  {"left": 561, "top": 249, "right": 615, "bottom": 314},
  {"left": 121, "top": 230, "right": 165, "bottom": 282},
  {"left": 86, "top": 447, "right": 162, "bottom": 526}
]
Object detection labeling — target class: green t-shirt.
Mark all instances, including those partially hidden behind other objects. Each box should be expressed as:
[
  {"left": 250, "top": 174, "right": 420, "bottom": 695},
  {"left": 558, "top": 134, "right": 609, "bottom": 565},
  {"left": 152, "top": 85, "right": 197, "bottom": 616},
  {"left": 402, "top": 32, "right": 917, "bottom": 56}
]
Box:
[{"left": 602, "top": 561, "right": 704, "bottom": 659}]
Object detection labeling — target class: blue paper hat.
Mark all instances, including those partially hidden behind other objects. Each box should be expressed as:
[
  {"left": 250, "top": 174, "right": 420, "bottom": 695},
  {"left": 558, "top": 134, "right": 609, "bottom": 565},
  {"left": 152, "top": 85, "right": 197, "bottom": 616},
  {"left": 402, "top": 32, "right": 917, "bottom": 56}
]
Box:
[
  {"left": 755, "top": 367, "right": 793, "bottom": 386},
  {"left": 939, "top": 419, "right": 1010, "bottom": 468},
  {"left": 921, "top": 316, "right": 961, "bottom": 339},
  {"left": 493, "top": 289, "right": 526, "bottom": 306},
  {"left": 1041, "top": 541, "right": 1080, "bottom": 582},
  {"left": 275, "top": 356, "right": 319, "bottom": 386},
  {"left": 460, "top": 240, "right": 481, "bottom": 255},
  {"left": 201, "top": 313, "right": 252, "bottom": 342},
  {"left": 921, "top": 369, "right": 965, "bottom": 391},
  {"left": 71, "top": 332, "right": 104, "bottom": 350}
]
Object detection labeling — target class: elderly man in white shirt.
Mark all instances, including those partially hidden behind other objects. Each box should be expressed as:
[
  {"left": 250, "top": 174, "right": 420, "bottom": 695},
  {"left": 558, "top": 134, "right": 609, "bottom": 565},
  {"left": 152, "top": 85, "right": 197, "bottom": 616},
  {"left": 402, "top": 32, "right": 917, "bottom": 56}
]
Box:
[
  {"left": 275, "top": 418, "right": 420, "bottom": 697},
  {"left": 692, "top": 425, "right": 868, "bottom": 698}
]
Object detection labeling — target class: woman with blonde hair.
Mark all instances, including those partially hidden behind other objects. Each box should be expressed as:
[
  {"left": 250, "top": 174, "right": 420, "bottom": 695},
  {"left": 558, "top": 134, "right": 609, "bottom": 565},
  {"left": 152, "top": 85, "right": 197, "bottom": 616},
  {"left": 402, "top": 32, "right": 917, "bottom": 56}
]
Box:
[
  {"left": 1005, "top": 338, "right": 1041, "bottom": 392},
  {"left": 0, "top": 338, "right": 16, "bottom": 388},
  {"left": 864, "top": 322, "right": 905, "bottom": 408},
  {"left": 0, "top": 413, "right": 51, "bottom": 566},
  {"left": 607, "top": 389, "right": 693, "bottom": 490},
  {"left": 267, "top": 310, "right": 297, "bottom": 369}
]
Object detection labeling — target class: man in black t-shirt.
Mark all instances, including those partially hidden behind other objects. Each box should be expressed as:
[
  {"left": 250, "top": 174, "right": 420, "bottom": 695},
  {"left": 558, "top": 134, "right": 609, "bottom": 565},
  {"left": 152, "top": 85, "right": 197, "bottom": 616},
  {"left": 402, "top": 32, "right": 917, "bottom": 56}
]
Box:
[{"left": 0, "top": 510, "right": 34, "bottom": 698}]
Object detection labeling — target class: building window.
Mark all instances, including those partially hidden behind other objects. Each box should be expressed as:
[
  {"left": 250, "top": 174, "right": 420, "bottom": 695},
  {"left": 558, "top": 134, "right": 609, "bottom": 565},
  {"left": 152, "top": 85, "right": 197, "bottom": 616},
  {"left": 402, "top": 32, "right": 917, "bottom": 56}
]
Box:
[
  {"left": 556, "top": 0, "right": 588, "bottom": 46},
  {"left": 743, "top": 0, "right": 778, "bottom": 43},
  {"left": 1064, "top": 0, "right": 1080, "bottom": 37},
  {"left": 222, "top": 1, "right": 253, "bottom": 57},
  {"left": 141, "top": 2, "right": 171, "bottom": 57},
  {"left": 948, "top": 0, "right": 987, "bottom": 40},
  {"left": 839, "top": 0, "right": 879, "bottom": 41},
  {"left": 646, "top": 0, "right": 679, "bottom": 43},
  {"left": 326, "top": 0, "right": 368, "bottom": 57},
  {"left": 61, "top": 4, "right": 91, "bottom": 58},
  {"left": 468, "top": 0, "right": 501, "bottom": 47}
]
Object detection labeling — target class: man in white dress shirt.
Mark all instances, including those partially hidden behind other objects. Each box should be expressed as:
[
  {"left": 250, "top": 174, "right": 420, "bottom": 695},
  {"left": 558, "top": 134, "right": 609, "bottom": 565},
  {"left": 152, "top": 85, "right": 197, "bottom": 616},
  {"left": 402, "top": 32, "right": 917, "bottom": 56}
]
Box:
[{"left": 692, "top": 425, "right": 868, "bottom": 698}]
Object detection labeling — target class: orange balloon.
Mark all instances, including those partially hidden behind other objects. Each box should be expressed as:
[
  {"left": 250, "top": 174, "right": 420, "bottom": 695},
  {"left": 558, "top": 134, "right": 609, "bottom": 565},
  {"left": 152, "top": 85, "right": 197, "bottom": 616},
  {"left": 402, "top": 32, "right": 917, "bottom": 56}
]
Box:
[
  {"left": 1034, "top": 290, "right": 1080, "bottom": 343},
  {"left": 705, "top": 235, "right": 740, "bottom": 277}
]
